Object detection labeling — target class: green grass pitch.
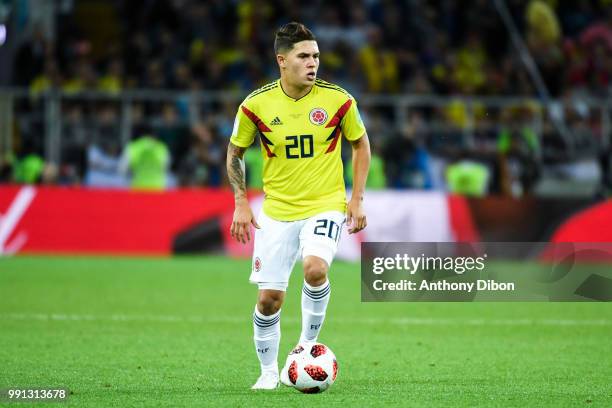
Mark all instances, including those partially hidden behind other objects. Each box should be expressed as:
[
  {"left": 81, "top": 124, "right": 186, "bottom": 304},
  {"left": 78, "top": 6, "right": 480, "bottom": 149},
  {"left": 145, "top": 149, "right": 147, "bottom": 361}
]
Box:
[{"left": 0, "top": 256, "right": 611, "bottom": 407}]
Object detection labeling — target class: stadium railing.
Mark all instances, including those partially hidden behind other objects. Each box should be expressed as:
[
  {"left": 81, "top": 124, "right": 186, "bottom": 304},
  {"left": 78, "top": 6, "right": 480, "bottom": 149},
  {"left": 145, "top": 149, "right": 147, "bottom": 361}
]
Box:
[{"left": 0, "top": 87, "right": 609, "bottom": 167}]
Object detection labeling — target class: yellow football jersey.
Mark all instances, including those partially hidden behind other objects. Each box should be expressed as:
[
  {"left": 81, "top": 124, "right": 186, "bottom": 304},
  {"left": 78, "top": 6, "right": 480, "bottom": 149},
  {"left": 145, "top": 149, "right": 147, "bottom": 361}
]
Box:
[{"left": 230, "top": 78, "right": 366, "bottom": 221}]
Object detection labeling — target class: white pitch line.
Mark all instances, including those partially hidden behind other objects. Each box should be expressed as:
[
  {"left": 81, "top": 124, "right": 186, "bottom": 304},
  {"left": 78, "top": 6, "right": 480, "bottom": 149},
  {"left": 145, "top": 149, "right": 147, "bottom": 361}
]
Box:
[{"left": 0, "top": 313, "right": 610, "bottom": 326}]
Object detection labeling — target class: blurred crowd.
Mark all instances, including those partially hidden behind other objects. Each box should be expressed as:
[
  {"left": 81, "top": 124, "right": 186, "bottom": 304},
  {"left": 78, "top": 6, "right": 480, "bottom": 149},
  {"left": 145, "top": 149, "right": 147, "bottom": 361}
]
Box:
[{"left": 4, "top": 0, "right": 612, "bottom": 195}]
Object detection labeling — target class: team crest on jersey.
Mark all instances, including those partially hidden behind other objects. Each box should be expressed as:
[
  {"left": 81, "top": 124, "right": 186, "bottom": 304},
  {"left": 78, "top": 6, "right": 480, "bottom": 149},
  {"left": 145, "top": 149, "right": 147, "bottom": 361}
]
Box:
[
  {"left": 254, "top": 257, "right": 262, "bottom": 272},
  {"left": 309, "top": 108, "right": 328, "bottom": 126}
]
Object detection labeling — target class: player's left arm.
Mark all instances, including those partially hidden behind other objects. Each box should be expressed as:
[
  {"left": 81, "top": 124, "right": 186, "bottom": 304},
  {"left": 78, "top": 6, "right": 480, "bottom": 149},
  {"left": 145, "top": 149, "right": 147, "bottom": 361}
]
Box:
[{"left": 347, "top": 133, "right": 371, "bottom": 234}]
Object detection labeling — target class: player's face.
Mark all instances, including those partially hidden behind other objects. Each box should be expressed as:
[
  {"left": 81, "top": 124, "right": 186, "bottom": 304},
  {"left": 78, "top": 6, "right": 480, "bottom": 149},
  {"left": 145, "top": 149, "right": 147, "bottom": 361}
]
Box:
[{"left": 279, "top": 40, "right": 319, "bottom": 88}]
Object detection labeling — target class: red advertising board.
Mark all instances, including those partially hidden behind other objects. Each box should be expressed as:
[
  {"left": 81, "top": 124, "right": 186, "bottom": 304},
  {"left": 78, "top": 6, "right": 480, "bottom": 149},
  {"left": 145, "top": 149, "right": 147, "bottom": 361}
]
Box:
[
  {"left": 1, "top": 185, "right": 609, "bottom": 257},
  {"left": 0, "top": 185, "right": 236, "bottom": 255}
]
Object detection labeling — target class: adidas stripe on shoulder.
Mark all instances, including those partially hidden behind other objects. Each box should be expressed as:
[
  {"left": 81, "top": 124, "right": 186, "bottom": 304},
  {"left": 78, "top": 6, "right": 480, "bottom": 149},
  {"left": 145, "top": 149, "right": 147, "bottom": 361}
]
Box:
[
  {"left": 315, "top": 79, "right": 350, "bottom": 96},
  {"left": 246, "top": 81, "right": 279, "bottom": 99}
]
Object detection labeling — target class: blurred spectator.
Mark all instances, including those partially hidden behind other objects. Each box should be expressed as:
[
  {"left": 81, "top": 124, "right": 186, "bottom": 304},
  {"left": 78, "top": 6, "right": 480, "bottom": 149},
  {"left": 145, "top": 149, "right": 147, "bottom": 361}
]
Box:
[
  {"left": 527, "top": 0, "right": 562, "bottom": 47},
  {"left": 13, "top": 153, "right": 44, "bottom": 185},
  {"left": 383, "top": 112, "right": 434, "bottom": 189},
  {"left": 526, "top": 0, "right": 565, "bottom": 96},
  {"left": 404, "top": 69, "right": 433, "bottom": 94},
  {"left": 579, "top": 9, "right": 612, "bottom": 50},
  {"left": 85, "top": 139, "right": 127, "bottom": 188},
  {"left": 98, "top": 59, "right": 124, "bottom": 94},
  {"left": 497, "top": 106, "right": 540, "bottom": 156},
  {"left": 14, "top": 26, "right": 53, "bottom": 87},
  {"left": 121, "top": 128, "right": 170, "bottom": 190},
  {"left": 453, "top": 33, "right": 488, "bottom": 94},
  {"left": 358, "top": 26, "right": 399, "bottom": 93},
  {"left": 154, "top": 103, "right": 189, "bottom": 166},
  {"left": 177, "top": 122, "right": 219, "bottom": 187},
  {"left": 497, "top": 107, "right": 541, "bottom": 195},
  {"left": 445, "top": 155, "right": 490, "bottom": 197},
  {"left": 29, "top": 59, "right": 62, "bottom": 97},
  {"left": 60, "top": 105, "right": 89, "bottom": 184},
  {"left": 62, "top": 61, "right": 97, "bottom": 94}
]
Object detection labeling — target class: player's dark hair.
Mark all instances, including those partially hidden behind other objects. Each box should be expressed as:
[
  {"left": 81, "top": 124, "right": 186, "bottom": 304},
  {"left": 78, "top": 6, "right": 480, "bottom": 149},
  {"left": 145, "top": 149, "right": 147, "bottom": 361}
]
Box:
[{"left": 274, "top": 22, "right": 316, "bottom": 54}]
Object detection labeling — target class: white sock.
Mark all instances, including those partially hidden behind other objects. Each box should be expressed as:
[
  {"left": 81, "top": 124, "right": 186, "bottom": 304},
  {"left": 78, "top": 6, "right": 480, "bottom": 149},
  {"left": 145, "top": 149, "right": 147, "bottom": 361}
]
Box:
[
  {"left": 253, "top": 305, "right": 280, "bottom": 373},
  {"left": 299, "top": 280, "right": 331, "bottom": 344}
]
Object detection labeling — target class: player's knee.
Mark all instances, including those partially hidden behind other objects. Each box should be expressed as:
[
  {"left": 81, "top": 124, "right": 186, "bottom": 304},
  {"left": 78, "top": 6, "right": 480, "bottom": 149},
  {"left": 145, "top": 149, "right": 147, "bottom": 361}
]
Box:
[
  {"left": 303, "top": 257, "right": 328, "bottom": 286},
  {"left": 257, "top": 290, "right": 284, "bottom": 315}
]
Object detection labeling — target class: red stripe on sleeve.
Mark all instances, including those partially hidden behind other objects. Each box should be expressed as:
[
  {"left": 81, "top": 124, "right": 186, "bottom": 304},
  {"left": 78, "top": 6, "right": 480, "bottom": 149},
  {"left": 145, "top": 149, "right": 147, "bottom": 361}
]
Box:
[
  {"left": 241, "top": 106, "right": 272, "bottom": 132},
  {"left": 259, "top": 133, "right": 277, "bottom": 158},
  {"left": 325, "top": 128, "right": 342, "bottom": 153},
  {"left": 325, "top": 99, "right": 353, "bottom": 128}
]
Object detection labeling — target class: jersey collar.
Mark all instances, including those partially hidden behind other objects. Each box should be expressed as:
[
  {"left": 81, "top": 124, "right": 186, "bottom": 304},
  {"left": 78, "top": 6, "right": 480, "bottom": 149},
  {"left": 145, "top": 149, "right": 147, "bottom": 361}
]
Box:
[{"left": 278, "top": 79, "right": 315, "bottom": 102}]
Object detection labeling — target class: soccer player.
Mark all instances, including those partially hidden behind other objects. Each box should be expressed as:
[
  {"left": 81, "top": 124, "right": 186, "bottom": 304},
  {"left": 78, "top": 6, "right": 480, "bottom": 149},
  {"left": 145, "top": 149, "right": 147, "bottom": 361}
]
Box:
[{"left": 226, "top": 22, "right": 370, "bottom": 390}]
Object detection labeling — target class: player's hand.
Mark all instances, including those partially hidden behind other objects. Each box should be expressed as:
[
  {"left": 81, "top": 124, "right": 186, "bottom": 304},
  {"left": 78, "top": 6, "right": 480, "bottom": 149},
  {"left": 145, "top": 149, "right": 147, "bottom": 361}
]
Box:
[
  {"left": 231, "top": 200, "right": 260, "bottom": 244},
  {"left": 346, "top": 197, "right": 367, "bottom": 234}
]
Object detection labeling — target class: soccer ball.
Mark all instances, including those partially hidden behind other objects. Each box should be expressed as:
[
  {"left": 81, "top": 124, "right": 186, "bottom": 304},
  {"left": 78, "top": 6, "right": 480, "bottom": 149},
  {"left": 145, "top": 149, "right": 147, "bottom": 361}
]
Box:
[{"left": 283, "top": 343, "right": 338, "bottom": 393}]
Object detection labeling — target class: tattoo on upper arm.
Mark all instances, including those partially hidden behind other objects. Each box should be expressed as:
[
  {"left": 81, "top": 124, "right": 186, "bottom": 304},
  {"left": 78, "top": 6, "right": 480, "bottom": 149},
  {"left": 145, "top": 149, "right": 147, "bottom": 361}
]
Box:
[{"left": 227, "top": 144, "right": 247, "bottom": 198}]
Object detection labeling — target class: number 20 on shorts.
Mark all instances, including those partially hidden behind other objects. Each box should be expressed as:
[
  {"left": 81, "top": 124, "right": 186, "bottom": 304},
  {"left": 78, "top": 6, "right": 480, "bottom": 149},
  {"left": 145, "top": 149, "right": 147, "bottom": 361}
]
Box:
[{"left": 314, "top": 219, "right": 340, "bottom": 242}]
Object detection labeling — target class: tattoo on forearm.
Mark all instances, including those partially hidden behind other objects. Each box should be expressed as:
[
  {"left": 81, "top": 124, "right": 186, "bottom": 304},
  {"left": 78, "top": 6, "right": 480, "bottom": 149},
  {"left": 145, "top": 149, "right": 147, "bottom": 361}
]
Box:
[{"left": 227, "top": 146, "right": 247, "bottom": 199}]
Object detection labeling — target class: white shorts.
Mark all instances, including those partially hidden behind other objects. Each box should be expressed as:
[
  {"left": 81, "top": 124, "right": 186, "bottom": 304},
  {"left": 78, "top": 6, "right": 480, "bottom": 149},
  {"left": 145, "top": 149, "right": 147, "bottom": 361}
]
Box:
[{"left": 249, "top": 210, "right": 346, "bottom": 291}]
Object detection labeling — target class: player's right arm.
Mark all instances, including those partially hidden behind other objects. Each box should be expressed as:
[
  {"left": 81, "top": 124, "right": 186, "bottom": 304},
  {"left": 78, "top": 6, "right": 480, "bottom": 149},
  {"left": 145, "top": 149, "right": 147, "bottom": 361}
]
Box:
[
  {"left": 227, "top": 142, "right": 260, "bottom": 243},
  {"left": 227, "top": 102, "right": 260, "bottom": 244}
]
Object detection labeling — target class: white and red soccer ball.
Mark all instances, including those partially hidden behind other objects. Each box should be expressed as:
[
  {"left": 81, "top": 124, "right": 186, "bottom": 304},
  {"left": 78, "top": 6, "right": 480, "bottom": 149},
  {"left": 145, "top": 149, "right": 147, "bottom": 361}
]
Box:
[{"left": 284, "top": 343, "right": 338, "bottom": 393}]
